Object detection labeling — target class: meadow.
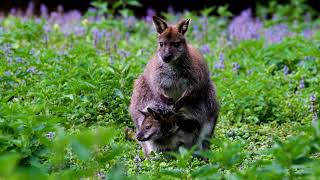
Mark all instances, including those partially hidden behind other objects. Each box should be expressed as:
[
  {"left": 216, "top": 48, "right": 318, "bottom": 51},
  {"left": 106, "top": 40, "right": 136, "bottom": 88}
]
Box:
[{"left": 0, "top": 1, "right": 320, "bottom": 179}]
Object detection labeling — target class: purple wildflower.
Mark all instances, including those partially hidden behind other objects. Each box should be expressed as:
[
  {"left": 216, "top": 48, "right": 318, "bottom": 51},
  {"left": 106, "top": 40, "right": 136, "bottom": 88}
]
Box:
[
  {"left": 232, "top": 62, "right": 240, "bottom": 72},
  {"left": 46, "top": 132, "right": 55, "bottom": 140},
  {"left": 214, "top": 53, "right": 225, "bottom": 70},
  {"left": 145, "top": 8, "right": 156, "bottom": 23},
  {"left": 264, "top": 24, "right": 290, "bottom": 44},
  {"left": 228, "top": 9, "right": 263, "bottom": 41},
  {"left": 26, "top": 1, "right": 35, "bottom": 17},
  {"left": 15, "top": 57, "right": 24, "bottom": 63},
  {"left": 193, "top": 24, "right": 203, "bottom": 41},
  {"left": 134, "top": 155, "right": 141, "bottom": 172},
  {"left": 200, "top": 44, "right": 210, "bottom": 54},
  {"left": 92, "top": 28, "right": 99, "bottom": 47},
  {"left": 124, "top": 16, "right": 137, "bottom": 30},
  {"left": 1, "top": 43, "right": 13, "bottom": 56},
  {"left": 27, "top": 66, "right": 37, "bottom": 73},
  {"left": 10, "top": 8, "right": 17, "bottom": 16},
  {"left": 96, "top": 172, "right": 106, "bottom": 180},
  {"left": 304, "top": 56, "right": 315, "bottom": 61},
  {"left": 299, "top": 78, "right": 305, "bottom": 89},
  {"left": 109, "top": 56, "right": 114, "bottom": 64},
  {"left": 283, "top": 65, "right": 289, "bottom": 75},
  {"left": 74, "top": 26, "right": 85, "bottom": 36},
  {"left": 168, "top": 6, "right": 175, "bottom": 15},
  {"left": 310, "top": 94, "right": 317, "bottom": 102},
  {"left": 302, "top": 29, "right": 313, "bottom": 38},
  {"left": 40, "top": 4, "right": 49, "bottom": 18},
  {"left": 119, "top": 50, "right": 130, "bottom": 58},
  {"left": 6, "top": 57, "right": 13, "bottom": 64},
  {"left": 4, "top": 70, "right": 12, "bottom": 76},
  {"left": 201, "top": 16, "right": 208, "bottom": 32}
]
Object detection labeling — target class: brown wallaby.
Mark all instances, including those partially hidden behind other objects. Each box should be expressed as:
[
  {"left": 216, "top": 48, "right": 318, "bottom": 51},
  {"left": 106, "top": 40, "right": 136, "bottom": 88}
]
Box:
[
  {"left": 136, "top": 107, "right": 199, "bottom": 158},
  {"left": 129, "top": 16, "right": 219, "bottom": 151}
]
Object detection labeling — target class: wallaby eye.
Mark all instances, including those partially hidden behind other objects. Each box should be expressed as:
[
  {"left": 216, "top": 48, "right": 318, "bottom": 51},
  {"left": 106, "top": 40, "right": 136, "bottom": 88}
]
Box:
[
  {"left": 159, "top": 42, "right": 164, "bottom": 47},
  {"left": 146, "top": 124, "right": 152, "bottom": 130},
  {"left": 173, "top": 42, "right": 180, "bottom": 48}
]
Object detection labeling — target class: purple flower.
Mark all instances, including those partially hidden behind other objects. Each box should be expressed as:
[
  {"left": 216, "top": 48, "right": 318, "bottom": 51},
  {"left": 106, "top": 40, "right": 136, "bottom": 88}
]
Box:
[
  {"left": 46, "top": 132, "right": 55, "bottom": 140},
  {"left": 200, "top": 44, "right": 210, "bottom": 54},
  {"left": 26, "top": 1, "right": 35, "bottom": 17},
  {"left": 228, "top": 9, "right": 263, "bottom": 41},
  {"left": 232, "top": 62, "right": 240, "bottom": 72},
  {"left": 96, "top": 172, "right": 106, "bottom": 179},
  {"left": 15, "top": 57, "right": 24, "bottom": 63},
  {"left": 299, "top": 78, "right": 305, "bottom": 89},
  {"left": 27, "top": 66, "right": 37, "bottom": 73},
  {"left": 10, "top": 8, "right": 17, "bottom": 16},
  {"left": 92, "top": 28, "right": 99, "bottom": 46},
  {"left": 310, "top": 94, "right": 317, "bottom": 102},
  {"left": 6, "top": 57, "right": 13, "bottom": 64},
  {"left": 145, "top": 8, "right": 156, "bottom": 23},
  {"left": 214, "top": 53, "right": 225, "bottom": 70},
  {"left": 201, "top": 16, "right": 208, "bottom": 32},
  {"left": 74, "top": 26, "right": 85, "bottom": 36},
  {"left": 283, "top": 65, "right": 289, "bottom": 75},
  {"left": 219, "top": 53, "right": 225, "bottom": 61},
  {"left": 134, "top": 155, "right": 141, "bottom": 172},
  {"left": 109, "top": 56, "right": 114, "bottom": 64},
  {"left": 119, "top": 50, "right": 130, "bottom": 58},
  {"left": 302, "top": 29, "right": 313, "bottom": 38},
  {"left": 124, "top": 16, "right": 137, "bottom": 30},
  {"left": 1, "top": 43, "right": 13, "bottom": 56},
  {"left": 40, "top": 4, "right": 49, "bottom": 18},
  {"left": 167, "top": 6, "right": 175, "bottom": 15},
  {"left": 92, "top": 28, "right": 106, "bottom": 47},
  {"left": 4, "top": 70, "right": 12, "bottom": 76},
  {"left": 264, "top": 24, "right": 291, "bottom": 44}
]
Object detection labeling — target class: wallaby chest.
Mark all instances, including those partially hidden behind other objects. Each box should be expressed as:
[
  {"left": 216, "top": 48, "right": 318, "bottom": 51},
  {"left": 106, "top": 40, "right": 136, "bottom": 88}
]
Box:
[{"left": 157, "top": 65, "right": 190, "bottom": 100}]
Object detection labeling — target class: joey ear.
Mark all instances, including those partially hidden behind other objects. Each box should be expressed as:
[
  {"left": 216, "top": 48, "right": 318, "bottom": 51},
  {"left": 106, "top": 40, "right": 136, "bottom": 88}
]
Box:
[
  {"left": 147, "top": 108, "right": 160, "bottom": 120},
  {"left": 138, "top": 110, "right": 149, "bottom": 117},
  {"left": 152, "top": 16, "right": 168, "bottom": 34},
  {"left": 177, "top": 19, "right": 191, "bottom": 35}
]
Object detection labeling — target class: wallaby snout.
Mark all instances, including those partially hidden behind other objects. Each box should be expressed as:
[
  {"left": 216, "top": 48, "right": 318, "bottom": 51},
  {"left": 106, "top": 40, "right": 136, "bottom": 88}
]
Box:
[
  {"left": 136, "top": 131, "right": 149, "bottom": 141},
  {"left": 163, "top": 54, "right": 174, "bottom": 63}
]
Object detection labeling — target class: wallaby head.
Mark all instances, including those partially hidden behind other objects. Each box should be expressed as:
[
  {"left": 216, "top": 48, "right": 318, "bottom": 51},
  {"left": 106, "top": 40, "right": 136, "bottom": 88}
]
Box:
[
  {"left": 136, "top": 107, "right": 176, "bottom": 142},
  {"left": 152, "top": 16, "right": 191, "bottom": 64}
]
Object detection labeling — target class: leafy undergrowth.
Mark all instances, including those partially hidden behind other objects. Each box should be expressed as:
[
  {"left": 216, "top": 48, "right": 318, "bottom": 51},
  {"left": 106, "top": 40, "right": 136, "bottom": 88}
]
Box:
[{"left": 0, "top": 2, "right": 320, "bottom": 179}]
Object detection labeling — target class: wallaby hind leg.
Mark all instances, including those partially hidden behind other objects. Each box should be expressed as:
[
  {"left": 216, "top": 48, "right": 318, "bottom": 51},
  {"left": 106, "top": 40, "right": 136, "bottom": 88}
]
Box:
[{"left": 197, "top": 116, "right": 218, "bottom": 151}]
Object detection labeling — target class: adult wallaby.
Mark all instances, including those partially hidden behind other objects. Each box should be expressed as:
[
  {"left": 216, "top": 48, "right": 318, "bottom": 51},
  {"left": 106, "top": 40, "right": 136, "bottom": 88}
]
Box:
[{"left": 129, "top": 16, "right": 219, "bottom": 151}]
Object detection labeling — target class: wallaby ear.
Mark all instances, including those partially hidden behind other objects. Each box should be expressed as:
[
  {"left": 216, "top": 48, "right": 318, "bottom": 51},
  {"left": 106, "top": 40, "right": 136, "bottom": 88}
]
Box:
[
  {"left": 152, "top": 16, "right": 168, "bottom": 34},
  {"left": 138, "top": 110, "right": 149, "bottom": 117},
  {"left": 147, "top": 108, "right": 160, "bottom": 120},
  {"left": 177, "top": 19, "right": 191, "bottom": 35}
]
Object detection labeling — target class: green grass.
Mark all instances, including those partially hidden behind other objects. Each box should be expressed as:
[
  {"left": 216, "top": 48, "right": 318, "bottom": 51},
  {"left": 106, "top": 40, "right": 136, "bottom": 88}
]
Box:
[{"left": 0, "top": 9, "right": 320, "bottom": 179}]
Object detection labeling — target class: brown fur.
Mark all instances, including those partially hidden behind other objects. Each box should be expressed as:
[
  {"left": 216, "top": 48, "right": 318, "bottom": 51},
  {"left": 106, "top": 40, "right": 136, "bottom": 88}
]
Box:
[{"left": 136, "top": 107, "right": 199, "bottom": 158}]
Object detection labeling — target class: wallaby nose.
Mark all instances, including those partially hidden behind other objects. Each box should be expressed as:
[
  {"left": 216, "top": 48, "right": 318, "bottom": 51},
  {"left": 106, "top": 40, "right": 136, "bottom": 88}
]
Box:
[
  {"left": 163, "top": 54, "right": 173, "bottom": 63},
  {"left": 136, "top": 133, "right": 149, "bottom": 141},
  {"left": 136, "top": 133, "right": 145, "bottom": 141}
]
